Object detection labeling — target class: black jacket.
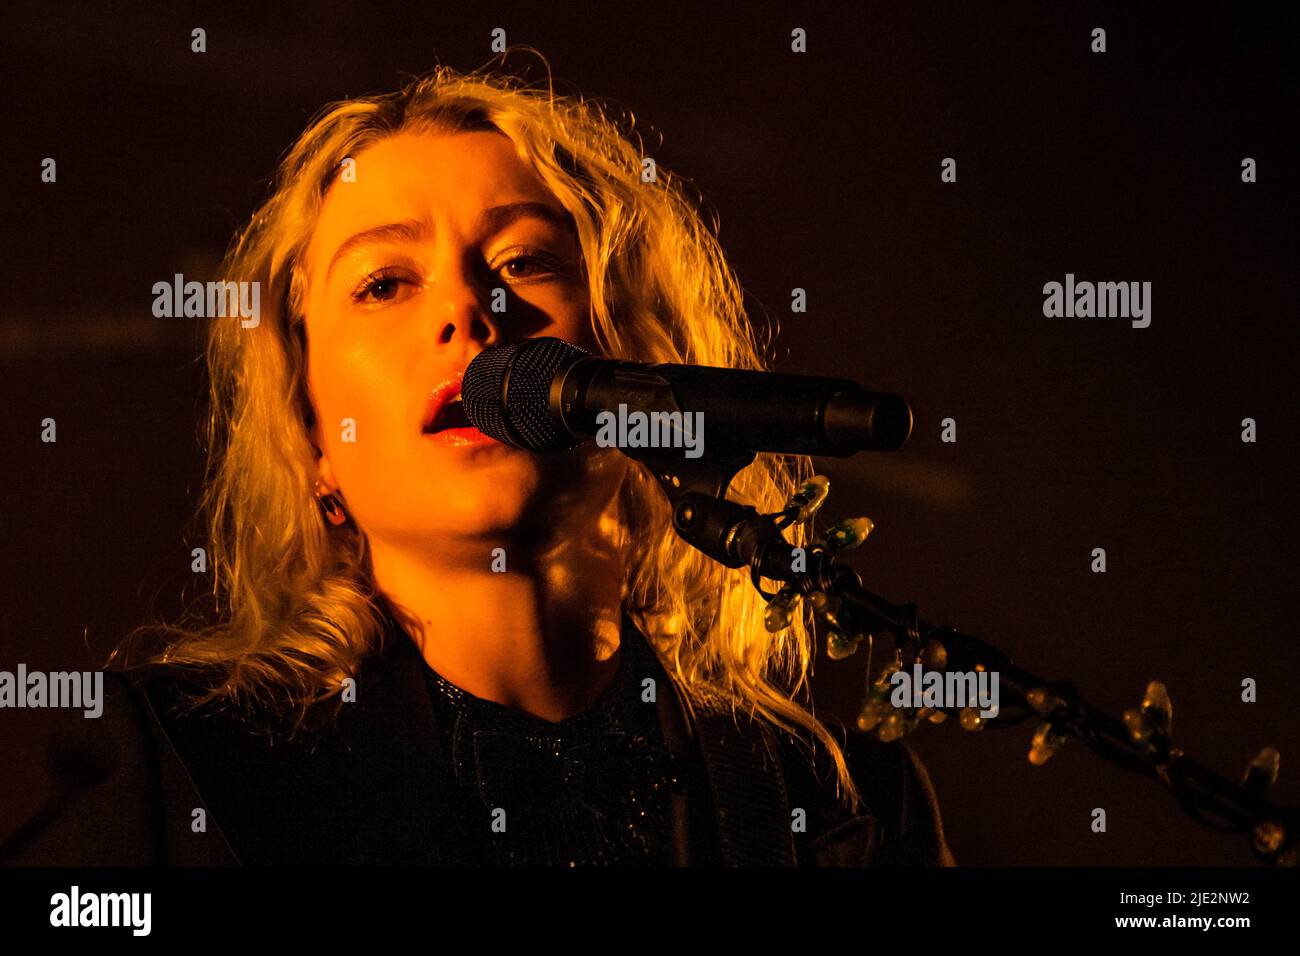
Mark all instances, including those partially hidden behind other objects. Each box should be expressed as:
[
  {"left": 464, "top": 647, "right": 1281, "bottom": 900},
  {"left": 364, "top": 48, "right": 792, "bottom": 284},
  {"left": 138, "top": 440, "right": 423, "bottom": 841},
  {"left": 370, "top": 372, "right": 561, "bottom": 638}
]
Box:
[{"left": 7, "top": 627, "right": 954, "bottom": 867}]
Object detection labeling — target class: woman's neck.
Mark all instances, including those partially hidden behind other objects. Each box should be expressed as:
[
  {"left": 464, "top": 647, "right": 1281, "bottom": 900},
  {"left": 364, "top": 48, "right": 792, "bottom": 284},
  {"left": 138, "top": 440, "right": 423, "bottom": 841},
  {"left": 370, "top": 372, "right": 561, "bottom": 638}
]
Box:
[{"left": 369, "top": 532, "right": 626, "bottom": 724}]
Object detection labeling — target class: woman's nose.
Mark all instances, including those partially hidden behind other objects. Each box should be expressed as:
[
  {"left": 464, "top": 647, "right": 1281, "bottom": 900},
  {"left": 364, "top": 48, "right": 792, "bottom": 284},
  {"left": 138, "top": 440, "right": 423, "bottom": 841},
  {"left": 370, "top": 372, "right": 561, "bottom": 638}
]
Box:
[{"left": 429, "top": 265, "right": 501, "bottom": 350}]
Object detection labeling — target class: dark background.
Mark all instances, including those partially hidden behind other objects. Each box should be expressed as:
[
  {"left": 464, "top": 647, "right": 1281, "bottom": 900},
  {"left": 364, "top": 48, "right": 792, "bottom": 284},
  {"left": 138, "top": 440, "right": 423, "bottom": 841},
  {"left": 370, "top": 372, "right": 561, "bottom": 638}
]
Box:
[{"left": 2, "top": 0, "right": 1296, "bottom": 865}]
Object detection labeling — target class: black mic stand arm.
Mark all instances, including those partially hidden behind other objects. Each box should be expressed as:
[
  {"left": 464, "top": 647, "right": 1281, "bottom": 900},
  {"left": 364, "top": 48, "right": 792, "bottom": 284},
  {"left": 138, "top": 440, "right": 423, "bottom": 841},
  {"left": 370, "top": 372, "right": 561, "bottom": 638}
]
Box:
[{"left": 632, "top": 443, "right": 1298, "bottom": 866}]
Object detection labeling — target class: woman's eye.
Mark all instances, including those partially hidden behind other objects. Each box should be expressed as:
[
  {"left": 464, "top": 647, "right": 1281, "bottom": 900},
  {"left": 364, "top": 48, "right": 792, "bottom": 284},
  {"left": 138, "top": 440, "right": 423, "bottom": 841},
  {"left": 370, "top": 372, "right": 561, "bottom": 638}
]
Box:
[
  {"left": 351, "top": 271, "right": 409, "bottom": 304},
  {"left": 497, "top": 252, "right": 560, "bottom": 281}
]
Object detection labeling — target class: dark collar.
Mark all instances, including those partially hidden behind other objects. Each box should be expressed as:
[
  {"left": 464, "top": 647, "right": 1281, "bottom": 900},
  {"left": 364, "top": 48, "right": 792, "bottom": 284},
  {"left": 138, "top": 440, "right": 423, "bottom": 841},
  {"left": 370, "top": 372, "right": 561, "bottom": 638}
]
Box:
[
  {"left": 142, "top": 626, "right": 468, "bottom": 864},
  {"left": 137, "top": 615, "right": 893, "bottom": 866}
]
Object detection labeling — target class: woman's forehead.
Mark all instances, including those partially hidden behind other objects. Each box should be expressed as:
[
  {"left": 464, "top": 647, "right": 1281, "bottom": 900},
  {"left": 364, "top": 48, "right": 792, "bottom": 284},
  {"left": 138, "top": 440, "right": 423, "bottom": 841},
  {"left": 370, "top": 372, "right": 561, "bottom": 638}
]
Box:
[
  {"left": 305, "top": 130, "right": 561, "bottom": 275},
  {"left": 327, "top": 131, "right": 547, "bottom": 223}
]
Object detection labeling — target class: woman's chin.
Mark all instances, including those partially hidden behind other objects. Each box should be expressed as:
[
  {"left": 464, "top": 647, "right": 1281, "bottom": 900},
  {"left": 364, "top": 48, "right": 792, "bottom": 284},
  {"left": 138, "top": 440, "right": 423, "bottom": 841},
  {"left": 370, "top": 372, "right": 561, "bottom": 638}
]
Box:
[{"left": 363, "top": 450, "right": 620, "bottom": 545}]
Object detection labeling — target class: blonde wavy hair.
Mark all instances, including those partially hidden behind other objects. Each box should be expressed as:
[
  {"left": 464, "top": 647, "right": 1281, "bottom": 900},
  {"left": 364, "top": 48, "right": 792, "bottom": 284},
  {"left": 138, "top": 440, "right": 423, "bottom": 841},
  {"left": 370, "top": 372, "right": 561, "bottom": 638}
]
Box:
[{"left": 112, "top": 53, "right": 861, "bottom": 810}]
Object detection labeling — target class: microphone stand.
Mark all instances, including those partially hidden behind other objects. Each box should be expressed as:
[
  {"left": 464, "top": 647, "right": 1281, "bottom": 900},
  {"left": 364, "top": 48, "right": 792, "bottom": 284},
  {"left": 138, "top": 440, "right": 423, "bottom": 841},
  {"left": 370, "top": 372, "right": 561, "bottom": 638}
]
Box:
[{"left": 630, "top": 442, "right": 1299, "bottom": 866}]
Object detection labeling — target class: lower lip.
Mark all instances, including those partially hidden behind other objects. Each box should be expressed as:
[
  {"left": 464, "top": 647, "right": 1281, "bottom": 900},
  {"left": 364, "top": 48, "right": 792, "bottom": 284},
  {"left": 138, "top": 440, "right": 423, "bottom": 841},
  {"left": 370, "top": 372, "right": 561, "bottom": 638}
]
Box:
[{"left": 422, "top": 427, "right": 500, "bottom": 447}]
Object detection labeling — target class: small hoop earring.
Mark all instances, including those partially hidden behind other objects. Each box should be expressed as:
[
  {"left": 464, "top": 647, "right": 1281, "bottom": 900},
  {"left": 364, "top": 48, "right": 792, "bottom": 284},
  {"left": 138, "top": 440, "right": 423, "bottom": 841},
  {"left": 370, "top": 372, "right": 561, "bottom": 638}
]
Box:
[{"left": 314, "top": 480, "right": 348, "bottom": 527}]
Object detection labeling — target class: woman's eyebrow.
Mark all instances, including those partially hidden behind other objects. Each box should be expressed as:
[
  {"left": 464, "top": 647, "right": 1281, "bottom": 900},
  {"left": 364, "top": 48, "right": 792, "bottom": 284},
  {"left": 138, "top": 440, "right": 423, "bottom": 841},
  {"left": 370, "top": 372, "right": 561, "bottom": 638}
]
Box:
[
  {"left": 326, "top": 219, "right": 429, "bottom": 281},
  {"left": 476, "top": 201, "right": 574, "bottom": 237},
  {"left": 324, "top": 203, "right": 573, "bottom": 282}
]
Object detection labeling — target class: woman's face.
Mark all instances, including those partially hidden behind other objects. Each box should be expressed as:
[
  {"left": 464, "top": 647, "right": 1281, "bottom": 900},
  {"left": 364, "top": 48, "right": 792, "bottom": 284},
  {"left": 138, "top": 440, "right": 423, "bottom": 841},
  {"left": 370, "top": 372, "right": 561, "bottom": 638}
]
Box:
[{"left": 302, "top": 130, "right": 612, "bottom": 548}]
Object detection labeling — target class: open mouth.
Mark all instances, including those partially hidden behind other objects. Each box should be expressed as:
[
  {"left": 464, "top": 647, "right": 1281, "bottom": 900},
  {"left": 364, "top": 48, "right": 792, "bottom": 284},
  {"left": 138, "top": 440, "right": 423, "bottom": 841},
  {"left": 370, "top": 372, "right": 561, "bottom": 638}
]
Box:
[
  {"left": 420, "top": 371, "right": 497, "bottom": 446},
  {"left": 423, "top": 393, "right": 471, "bottom": 433}
]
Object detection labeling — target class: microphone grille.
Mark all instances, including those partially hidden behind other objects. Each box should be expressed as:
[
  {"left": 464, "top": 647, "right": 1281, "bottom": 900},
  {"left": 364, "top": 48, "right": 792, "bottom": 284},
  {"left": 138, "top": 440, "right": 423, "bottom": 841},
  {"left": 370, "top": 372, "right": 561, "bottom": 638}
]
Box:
[{"left": 463, "top": 337, "right": 589, "bottom": 452}]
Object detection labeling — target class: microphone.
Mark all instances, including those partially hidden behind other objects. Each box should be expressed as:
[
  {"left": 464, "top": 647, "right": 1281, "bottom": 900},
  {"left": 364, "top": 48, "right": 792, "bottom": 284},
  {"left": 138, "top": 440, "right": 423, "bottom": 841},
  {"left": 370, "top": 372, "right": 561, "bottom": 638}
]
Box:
[{"left": 462, "top": 337, "right": 912, "bottom": 457}]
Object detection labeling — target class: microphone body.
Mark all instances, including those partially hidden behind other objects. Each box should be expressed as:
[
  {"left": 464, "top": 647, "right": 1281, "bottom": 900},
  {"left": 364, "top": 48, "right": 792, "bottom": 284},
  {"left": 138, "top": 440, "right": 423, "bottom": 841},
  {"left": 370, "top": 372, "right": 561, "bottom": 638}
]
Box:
[{"left": 462, "top": 337, "right": 912, "bottom": 457}]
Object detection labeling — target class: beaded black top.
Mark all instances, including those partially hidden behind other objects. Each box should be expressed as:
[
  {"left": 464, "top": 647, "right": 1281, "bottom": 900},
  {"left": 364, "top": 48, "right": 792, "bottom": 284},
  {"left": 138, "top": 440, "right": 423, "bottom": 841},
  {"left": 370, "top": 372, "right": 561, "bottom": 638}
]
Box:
[{"left": 420, "top": 622, "right": 684, "bottom": 866}]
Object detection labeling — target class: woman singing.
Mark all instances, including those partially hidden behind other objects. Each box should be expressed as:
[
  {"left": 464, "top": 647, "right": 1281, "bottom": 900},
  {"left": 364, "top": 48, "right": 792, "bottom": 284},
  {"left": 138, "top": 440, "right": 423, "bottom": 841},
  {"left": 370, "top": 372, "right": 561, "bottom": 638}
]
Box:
[{"left": 23, "top": 60, "right": 953, "bottom": 867}]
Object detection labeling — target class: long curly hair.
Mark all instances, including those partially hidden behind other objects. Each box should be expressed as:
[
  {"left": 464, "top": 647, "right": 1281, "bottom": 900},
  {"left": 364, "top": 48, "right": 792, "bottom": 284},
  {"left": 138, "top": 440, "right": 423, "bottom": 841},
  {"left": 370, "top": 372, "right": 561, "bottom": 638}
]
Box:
[{"left": 110, "top": 53, "right": 861, "bottom": 810}]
